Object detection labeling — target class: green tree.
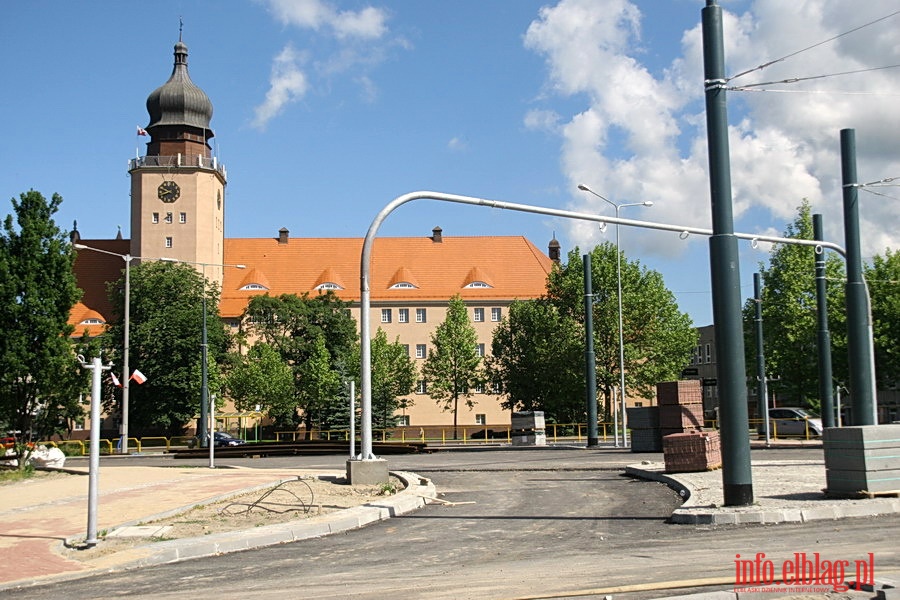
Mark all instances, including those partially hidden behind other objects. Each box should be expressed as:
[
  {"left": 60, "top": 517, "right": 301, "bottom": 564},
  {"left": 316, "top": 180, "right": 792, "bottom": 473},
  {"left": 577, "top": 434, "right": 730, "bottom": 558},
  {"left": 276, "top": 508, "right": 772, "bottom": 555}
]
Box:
[
  {"left": 370, "top": 328, "right": 416, "bottom": 430},
  {"left": 742, "top": 200, "right": 847, "bottom": 411},
  {"left": 0, "top": 191, "right": 86, "bottom": 466},
  {"left": 244, "top": 292, "right": 357, "bottom": 436},
  {"left": 423, "top": 295, "right": 484, "bottom": 435},
  {"left": 488, "top": 299, "right": 584, "bottom": 423},
  {"left": 224, "top": 343, "right": 294, "bottom": 426},
  {"left": 104, "top": 261, "right": 228, "bottom": 436},
  {"left": 546, "top": 245, "right": 696, "bottom": 416},
  {"left": 866, "top": 249, "right": 900, "bottom": 389}
]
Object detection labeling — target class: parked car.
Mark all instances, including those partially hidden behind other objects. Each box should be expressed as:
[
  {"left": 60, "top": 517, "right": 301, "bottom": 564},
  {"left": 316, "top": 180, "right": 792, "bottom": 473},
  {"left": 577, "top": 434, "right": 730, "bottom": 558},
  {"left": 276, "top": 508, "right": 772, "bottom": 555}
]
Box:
[
  {"left": 187, "top": 432, "right": 247, "bottom": 448},
  {"left": 213, "top": 432, "right": 246, "bottom": 447},
  {"left": 761, "top": 407, "right": 823, "bottom": 438}
]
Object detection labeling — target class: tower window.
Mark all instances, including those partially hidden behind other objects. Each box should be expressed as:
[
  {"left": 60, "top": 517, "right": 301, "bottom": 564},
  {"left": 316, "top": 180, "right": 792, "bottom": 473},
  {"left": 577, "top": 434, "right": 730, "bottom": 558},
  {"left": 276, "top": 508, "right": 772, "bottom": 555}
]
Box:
[
  {"left": 165, "top": 212, "right": 173, "bottom": 224},
  {"left": 179, "top": 212, "right": 187, "bottom": 223},
  {"left": 152, "top": 212, "right": 159, "bottom": 224},
  {"left": 165, "top": 236, "right": 173, "bottom": 248}
]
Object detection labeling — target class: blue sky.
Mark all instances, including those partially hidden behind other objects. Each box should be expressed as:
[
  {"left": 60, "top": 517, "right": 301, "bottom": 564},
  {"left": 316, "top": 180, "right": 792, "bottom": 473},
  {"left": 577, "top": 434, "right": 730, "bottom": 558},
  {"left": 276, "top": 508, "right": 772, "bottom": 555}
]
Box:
[{"left": 3, "top": 0, "right": 899, "bottom": 326}]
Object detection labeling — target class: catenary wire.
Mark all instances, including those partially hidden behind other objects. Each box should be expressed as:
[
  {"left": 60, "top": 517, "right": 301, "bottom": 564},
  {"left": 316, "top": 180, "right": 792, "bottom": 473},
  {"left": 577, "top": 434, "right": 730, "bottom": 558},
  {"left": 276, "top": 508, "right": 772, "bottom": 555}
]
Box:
[
  {"left": 728, "top": 63, "right": 900, "bottom": 91},
  {"left": 728, "top": 9, "right": 900, "bottom": 82}
]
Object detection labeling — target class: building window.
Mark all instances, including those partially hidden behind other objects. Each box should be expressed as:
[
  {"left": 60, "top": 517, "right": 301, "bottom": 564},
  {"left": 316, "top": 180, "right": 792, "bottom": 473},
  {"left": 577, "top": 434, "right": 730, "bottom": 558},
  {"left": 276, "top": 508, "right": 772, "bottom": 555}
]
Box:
[
  {"left": 475, "top": 383, "right": 484, "bottom": 394},
  {"left": 390, "top": 282, "right": 417, "bottom": 289},
  {"left": 315, "top": 282, "right": 343, "bottom": 291},
  {"left": 416, "top": 308, "right": 427, "bottom": 323},
  {"left": 398, "top": 308, "right": 409, "bottom": 323},
  {"left": 381, "top": 308, "right": 392, "bottom": 323},
  {"left": 402, "top": 344, "right": 410, "bottom": 357},
  {"left": 475, "top": 414, "right": 486, "bottom": 425},
  {"left": 491, "top": 307, "right": 502, "bottom": 322},
  {"left": 705, "top": 343, "right": 712, "bottom": 363},
  {"left": 179, "top": 212, "right": 187, "bottom": 223},
  {"left": 476, "top": 343, "right": 485, "bottom": 357},
  {"left": 465, "top": 281, "right": 492, "bottom": 289},
  {"left": 240, "top": 283, "right": 268, "bottom": 291},
  {"left": 473, "top": 307, "right": 484, "bottom": 322},
  {"left": 165, "top": 212, "right": 173, "bottom": 224},
  {"left": 415, "top": 344, "right": 427, "bottom": 359},
  {"left": 165, "top": 236, "right": 173, "bottom": 248},
  {"left": 416, "top": 380, "right": 427, "bottom": 394},
  {"left": 397, "top": 415, "right": 410, "bottom": 427},
  {"left": 152, "top": 212, "right": 159, "bottom": 224},
  {"left": 491, "top": 381, "right": 502, "bottom": 394}
]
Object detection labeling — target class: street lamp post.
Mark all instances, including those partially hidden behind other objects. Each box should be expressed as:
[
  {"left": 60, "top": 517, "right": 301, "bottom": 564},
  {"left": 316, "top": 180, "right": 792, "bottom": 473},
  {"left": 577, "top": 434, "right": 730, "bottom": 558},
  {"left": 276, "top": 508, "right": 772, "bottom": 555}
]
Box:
[
  {"left": 578, "top": 185, "right": 652, "bottom": 447},
  {"left": 74, "top": 244, "right": 133, "bottom": 454}
]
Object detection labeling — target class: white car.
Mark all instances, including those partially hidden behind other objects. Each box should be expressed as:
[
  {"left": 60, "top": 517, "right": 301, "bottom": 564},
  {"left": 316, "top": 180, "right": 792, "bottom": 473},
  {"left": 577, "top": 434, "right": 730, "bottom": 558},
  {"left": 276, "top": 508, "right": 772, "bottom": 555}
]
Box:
[{"left": 764, "top": 407, "right": 823, "bottom": 438}]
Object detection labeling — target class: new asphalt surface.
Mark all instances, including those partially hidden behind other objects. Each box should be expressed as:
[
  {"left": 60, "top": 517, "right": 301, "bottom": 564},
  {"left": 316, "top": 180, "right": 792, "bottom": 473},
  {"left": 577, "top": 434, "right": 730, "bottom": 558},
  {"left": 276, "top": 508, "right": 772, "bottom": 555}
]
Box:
[{"left": 2, "top": 440, "right": 899, "bottom": 597}]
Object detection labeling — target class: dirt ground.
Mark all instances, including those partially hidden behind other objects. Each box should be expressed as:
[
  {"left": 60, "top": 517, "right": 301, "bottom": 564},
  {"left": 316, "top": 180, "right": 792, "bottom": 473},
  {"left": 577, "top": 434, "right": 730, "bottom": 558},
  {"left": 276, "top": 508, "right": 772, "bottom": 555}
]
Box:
[{"left": 57, "top": 473, "right": 403, "bottom": 561}]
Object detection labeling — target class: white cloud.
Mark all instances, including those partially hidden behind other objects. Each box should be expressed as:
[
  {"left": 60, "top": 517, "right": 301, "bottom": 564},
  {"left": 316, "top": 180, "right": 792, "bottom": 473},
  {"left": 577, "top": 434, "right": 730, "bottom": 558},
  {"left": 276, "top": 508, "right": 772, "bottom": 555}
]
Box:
[
  {"left": 254, "top": 0, "right": 395, "bottom": 127},
  {"left": 252, "top": 45, "right": 309, "bottom": 130},
  {"left": 448, "top": 137, "right": 467, "bottom": 152},
  {"left": 264, "top": 0, "right": 387, "bottom": 39},
  {"left": 526, "top": 0, "right": 900, "bottom": 259}
]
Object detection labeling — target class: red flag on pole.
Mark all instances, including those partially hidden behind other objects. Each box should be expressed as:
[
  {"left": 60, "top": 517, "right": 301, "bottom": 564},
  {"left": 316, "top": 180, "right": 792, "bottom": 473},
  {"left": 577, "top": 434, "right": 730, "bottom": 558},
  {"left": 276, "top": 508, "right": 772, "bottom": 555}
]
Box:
[
  {"left": 110, "top": 372, "right": 122, "bottom": 388},
  {"left": 130, "top": 369, "right": 147, "bottom": 384},
  {"left": 136, "top": 126, "right": 148, "bottom": 136}
]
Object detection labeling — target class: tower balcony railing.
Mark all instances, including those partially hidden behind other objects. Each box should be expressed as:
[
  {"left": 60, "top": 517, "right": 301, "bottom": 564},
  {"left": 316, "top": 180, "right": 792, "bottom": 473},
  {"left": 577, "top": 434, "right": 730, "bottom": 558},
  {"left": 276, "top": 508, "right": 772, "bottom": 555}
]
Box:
[{"left": 129, "top": 154, "right": 226, "bottom": 178}]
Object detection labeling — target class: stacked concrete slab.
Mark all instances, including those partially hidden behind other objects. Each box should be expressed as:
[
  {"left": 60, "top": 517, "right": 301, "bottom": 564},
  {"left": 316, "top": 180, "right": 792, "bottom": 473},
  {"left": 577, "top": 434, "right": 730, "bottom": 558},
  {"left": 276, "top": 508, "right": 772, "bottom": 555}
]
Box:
[
  {"left": 628, "top": 406, "right": 661, "bottom": 452},
  {"left": 824, "top": 424, "right": 900, "bottom": 497},
  {"left": 511, "top": 411, "right": 546, "bottom": 446}
]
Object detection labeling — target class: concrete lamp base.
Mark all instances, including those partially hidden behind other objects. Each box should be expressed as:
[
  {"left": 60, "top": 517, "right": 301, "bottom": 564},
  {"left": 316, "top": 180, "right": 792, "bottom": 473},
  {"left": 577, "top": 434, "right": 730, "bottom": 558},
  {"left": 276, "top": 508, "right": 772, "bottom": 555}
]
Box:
[{"left": 346, "top": 458, "right": 389, "bottom": 485}]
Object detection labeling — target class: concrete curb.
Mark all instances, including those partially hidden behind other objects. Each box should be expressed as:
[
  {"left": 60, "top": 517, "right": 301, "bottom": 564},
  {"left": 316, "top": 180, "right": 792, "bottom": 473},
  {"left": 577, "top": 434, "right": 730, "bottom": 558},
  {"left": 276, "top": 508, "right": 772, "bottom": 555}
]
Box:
[
  {"left": 2, "top": 470, "right": 435, "bottom": 591},
  {"left": 625, "top": 464, "right": 900, "bottom": 525}
]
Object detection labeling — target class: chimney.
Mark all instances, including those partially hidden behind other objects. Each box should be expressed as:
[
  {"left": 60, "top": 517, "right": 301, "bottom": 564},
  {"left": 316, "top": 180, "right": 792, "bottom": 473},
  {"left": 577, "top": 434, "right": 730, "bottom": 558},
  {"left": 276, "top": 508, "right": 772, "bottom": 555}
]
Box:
[
  {"left": 431, "top": 226, "right": 443, "bottom": 243},
  {"left": 278, "top": 227, "right": 289, "bottom": 244},
  {"left": 548, "top": 235, "right": 561, "bottom": 262}
]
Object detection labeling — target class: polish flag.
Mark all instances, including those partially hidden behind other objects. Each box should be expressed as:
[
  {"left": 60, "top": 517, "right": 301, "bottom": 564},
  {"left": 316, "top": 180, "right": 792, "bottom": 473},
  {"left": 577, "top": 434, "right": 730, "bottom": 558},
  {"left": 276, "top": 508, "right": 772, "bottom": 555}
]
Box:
[
  {"left": 110, "top": 372, "right": 122, "bottom": 388},
  {"left": 130, "top": 369, "right": 147, "bottom": 384},
  {"left": 136, "top": 126, "right": 148, "bottom": 136}
]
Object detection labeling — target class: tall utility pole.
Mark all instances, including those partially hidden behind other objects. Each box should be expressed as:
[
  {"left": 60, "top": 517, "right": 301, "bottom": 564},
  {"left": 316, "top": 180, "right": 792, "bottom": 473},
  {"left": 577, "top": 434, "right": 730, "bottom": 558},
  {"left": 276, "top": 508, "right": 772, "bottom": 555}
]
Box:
[
  {"left": 584, "top": 254, "right": 599, "bottom": 447},
  {"left": 840, "top": 129, "right": 877, "bottom": 426},
  {"left": 813, "top": 214, "right": 836, "bottom": 429},
  {"left": 702, "top": 0, "right": 753, "bottom": 506}
]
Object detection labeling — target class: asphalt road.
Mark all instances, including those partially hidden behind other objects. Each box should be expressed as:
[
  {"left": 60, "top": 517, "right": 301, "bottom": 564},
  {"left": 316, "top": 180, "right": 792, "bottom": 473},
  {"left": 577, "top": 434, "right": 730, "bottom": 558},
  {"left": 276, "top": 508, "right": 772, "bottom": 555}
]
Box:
[{"left": 15, "top": 447, "right": 900, "bottom": 600}]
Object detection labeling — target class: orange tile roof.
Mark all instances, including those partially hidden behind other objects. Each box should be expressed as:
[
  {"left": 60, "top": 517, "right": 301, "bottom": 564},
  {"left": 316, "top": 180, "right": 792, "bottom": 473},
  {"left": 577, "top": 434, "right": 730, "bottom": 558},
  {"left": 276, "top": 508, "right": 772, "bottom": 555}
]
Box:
[
  {"left": 69, "top": 239, "right": 130, "bottom": 335},
  {"left": 219, "top": 235, "right": 553, "bottom": 318},
  {"left": 70, "top": 235, "right": 554, "bottom": 325}
]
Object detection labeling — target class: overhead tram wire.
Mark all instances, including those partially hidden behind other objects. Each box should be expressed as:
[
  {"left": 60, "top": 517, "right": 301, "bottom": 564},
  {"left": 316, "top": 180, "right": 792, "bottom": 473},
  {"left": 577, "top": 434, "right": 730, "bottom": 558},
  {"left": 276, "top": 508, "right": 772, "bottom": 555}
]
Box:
[
  {"left": 727, "top": 63, "right": 900, "bottom": 92},
  {"left": 726, "top": 9, "right": 900, "bottom": 83}
]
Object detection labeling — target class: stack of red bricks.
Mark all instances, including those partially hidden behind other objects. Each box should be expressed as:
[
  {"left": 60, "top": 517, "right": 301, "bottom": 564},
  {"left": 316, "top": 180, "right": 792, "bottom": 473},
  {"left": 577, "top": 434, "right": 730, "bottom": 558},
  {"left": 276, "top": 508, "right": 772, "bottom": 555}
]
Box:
[
  {"left": 655, "top": 380, "right": 721, "bottom": 472},
  {"left": 658, "top": 380, "right": 705, "bottom": 437},
  {"left": 663, "top": 430, "right": 722, "bottom": 473}
]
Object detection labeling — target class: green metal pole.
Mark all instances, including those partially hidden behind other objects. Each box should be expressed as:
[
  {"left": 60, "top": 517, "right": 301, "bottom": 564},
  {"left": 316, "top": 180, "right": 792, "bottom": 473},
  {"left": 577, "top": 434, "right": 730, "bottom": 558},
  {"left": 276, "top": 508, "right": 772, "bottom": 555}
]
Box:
[
  {"left": 753, "top": 273, "right": 767, "bottom": 431},
  {"left": 702, "top": 0, "right": 753, "bottom": 505},
  {"left": 840, "top": 129, "right": 877, "bottom": 425},
  {"left": 584, "top": 254, "right": 599, "bottom": 447},
  {"left": 813, "top": 214, "right": 836, "bottom": 428}
]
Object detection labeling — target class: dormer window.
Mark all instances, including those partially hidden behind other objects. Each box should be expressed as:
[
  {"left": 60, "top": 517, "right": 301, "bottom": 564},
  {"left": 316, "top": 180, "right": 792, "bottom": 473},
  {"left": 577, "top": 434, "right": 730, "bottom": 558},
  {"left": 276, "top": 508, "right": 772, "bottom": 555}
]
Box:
[
  {"left": 464, "top": 281, "right": 492, "bottom": 289},
  {"left": 315, "top": 282, "right": 344, "bottom": 291},
  {"left": 80, "top": 318, "right": 104, "bottom": 325},
  {"left": 240, "top": 283, "right": 269, "bottom": 291},
  {"left": 389, "top": 282, "right": 417, "bottom": 290}
]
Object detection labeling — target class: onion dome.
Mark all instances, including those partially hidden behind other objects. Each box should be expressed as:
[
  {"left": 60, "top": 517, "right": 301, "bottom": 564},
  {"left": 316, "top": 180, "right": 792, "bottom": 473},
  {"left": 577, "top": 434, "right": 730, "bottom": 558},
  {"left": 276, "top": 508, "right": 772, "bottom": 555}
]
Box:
[{"left": 145, "top": 41, "right": 213, "bottom": 132}]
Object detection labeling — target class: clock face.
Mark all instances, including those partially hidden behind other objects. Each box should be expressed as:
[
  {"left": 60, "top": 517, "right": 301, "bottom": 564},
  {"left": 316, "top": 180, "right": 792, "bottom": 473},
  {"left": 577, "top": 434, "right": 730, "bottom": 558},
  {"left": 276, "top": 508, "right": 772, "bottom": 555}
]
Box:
[{"left": 158, "top": 180, "right": 180, "bottom": 203}]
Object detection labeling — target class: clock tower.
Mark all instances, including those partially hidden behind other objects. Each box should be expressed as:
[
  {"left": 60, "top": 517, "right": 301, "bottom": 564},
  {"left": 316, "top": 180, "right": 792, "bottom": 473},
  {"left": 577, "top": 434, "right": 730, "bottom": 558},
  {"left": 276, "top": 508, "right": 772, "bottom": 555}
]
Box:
[{"left": 129, "top": 38, "right": 226, "bottom": 285}]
